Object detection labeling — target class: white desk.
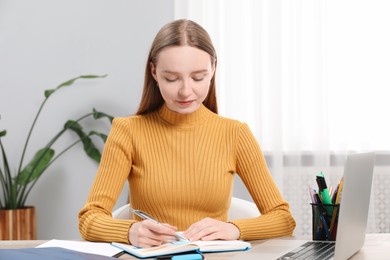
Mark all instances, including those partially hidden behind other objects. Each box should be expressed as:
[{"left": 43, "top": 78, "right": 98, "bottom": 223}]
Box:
[{"left": 1, "top": 234, "right": 389, "bottom": 259}]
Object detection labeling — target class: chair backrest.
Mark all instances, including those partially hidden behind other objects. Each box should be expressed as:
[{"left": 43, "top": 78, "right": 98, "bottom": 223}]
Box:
[
  {"left": 112, "top": 203, "right": 131, "bottom": 219},
  {"left": 112, "top": 196, "right": 260, "bottom": 220},
  {"left": 228, "top": 197, "right": 260, "bottom": 220}
]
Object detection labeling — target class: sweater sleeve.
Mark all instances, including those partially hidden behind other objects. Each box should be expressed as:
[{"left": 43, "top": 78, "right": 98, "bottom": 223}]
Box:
[
  {"left": 78, "top": 118, "right": 135, "bottom": 243},
  {"left": 230, "top": 123, "right": 296, "bottom": 240}
]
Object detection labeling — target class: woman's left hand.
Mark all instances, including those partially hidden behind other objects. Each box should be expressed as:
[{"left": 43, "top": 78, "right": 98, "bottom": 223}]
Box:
[{"left": 182, "top": 217, "right": 240, "bottom": 241}]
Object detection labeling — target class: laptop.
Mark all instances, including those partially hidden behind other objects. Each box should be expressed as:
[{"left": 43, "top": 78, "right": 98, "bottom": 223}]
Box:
[{"left": 237, "top": 152, "right": 375, "bottom": 260}]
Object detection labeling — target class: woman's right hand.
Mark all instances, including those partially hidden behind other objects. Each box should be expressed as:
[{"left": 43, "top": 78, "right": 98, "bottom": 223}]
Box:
[{"left": 129, "top": 220, "right": 178, "bottom": 247}]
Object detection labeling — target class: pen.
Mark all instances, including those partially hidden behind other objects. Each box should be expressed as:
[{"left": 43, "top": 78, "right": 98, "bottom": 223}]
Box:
[
  {"left": 319, "top": 213, "right": 332, "bottom": 241},
  {"left": 316, "top": 172, "right": 333, "bottom": 216},
  {"left": 131, "top": 209, "right": 189, "bottom": 242},
  {"left": 330, "top": 176, "right": 344, "bottom": 236}
]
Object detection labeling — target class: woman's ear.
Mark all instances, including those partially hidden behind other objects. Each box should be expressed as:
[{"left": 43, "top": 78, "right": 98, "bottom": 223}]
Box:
[{"left": 150, "top": 62, "right": 158, "bottom": 82}]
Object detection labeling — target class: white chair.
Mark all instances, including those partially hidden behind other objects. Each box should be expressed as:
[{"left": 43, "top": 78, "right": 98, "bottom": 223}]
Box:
[
  {"left": 112, "top": 203, "right": 132, "bottom": 219},
  {"left": 228, "top": 197, "right": 260, "bottom": 220},
  {"left": 112, "top": 197, "right": 260, "bottom": 220}
]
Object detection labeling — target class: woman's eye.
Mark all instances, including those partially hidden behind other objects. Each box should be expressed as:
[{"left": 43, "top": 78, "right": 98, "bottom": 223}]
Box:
[
  {"left": 165, "top": 78, "right": 177, "bottom": 82},
  {"left": 193, "top": 77, "right": 204, "bottom": 82}
]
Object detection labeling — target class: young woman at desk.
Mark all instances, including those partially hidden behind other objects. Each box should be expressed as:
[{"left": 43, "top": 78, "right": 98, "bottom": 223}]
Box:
[{"left": 78, "top": 19, "right": 296, "bottom": 248}]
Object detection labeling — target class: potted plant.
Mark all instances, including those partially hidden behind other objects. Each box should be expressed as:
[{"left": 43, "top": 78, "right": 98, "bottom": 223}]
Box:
[{"left": 0, "top": 75, "right": 113, "bottom": 240}]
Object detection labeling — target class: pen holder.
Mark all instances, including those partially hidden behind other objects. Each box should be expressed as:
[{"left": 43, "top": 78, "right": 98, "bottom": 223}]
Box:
[{"left": 311, "top": 203, "right": 340, "bottom": 241}]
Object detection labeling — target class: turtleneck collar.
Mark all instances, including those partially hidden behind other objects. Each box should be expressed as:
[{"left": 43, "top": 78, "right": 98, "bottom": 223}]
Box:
[{"left": 157, "top": 104, "right": 212, "bottom": 126}]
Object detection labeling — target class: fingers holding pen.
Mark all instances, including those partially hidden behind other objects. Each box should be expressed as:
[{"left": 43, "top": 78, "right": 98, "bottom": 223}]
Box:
[{"left": 129, "top": 220, "right": 178, "bottom": 247}]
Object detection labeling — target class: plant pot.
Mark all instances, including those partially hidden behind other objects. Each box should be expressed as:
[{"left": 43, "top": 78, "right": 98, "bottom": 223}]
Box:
[{"left": 0, "top": 206, "right": 36, "bottom": 240}]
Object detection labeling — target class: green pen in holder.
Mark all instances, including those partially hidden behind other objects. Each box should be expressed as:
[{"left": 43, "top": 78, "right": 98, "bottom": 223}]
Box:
[{"left": 316, "top": 172, "right": 333, "bottom": 216}]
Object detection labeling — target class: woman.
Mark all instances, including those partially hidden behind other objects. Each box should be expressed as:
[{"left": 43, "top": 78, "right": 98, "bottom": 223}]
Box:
[{"left": 78, "top": 19, "right": 296, "bottom": 248}]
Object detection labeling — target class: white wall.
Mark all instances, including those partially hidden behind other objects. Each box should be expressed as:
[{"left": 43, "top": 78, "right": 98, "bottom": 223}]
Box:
[{"left": 0, "top": 0, "right": 174, "bottom": 239}]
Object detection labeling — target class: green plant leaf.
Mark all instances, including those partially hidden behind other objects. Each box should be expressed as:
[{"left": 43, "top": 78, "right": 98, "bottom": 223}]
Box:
[
  {"left": 65, "top": 120, "right": 101, "bottom": 163},
  {"left": 17, "top": 148, "right": 55, "bottom": 185},
  {"left": 1, "top": 75, "right": 110, "bottom": 209},
  {"left": 92, "top": 108, "right": 114, "bottom": 123},
  {"left": 44, "top": 75, "right": 107, "bottom": 98},
  {"left": 89, "top": 131, "right": 108, "bottom": 143},
  {"left": 0, "top": 137, "right": 12, "bottom": 208}
]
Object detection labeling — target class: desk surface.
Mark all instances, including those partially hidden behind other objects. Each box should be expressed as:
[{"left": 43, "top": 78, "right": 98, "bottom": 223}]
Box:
[{"left": 1, "top": 234, "right": 389, "bottom": 259}]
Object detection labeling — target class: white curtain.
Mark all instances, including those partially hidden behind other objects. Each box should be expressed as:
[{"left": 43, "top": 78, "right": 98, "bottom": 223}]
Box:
[{"left": 175, "top": 0, "right": 390, "bottom": 236}]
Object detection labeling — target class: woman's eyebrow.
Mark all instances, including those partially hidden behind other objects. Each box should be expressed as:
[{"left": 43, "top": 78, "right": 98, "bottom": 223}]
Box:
[
  {"left": 161, "top": 69, "right": 209, "bottom": 74},
  {"left": 192, "top": 70, "right": 209, "bottom": 74},
  {"left": 161, "top": 70, "right": 180, "bottom": 75}
]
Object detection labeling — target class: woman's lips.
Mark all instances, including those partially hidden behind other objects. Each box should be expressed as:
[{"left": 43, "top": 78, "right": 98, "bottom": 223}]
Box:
[{"left": 177, "top": 100, "right": 193, "bottom": 106}]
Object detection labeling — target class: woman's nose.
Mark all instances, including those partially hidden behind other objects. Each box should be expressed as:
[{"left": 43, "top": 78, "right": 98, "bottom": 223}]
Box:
[{"left": 178, "top": 80, "right": 192, "bottom": 97}]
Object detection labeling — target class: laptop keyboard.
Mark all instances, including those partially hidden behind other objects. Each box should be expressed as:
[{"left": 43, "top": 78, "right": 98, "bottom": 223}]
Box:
[{"left": 276, "top": 241, "right": 335, "bottom": 260}]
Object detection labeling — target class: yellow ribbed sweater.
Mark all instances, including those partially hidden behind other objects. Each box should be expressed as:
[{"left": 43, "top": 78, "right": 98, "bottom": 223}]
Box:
[{"left": 78, "top": 104, "right": 295, "bottom": 243}]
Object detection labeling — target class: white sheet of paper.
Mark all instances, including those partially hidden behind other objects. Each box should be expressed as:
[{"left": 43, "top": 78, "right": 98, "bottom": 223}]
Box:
[{"left": 36, "top": 239, "right": 123, "bottom": 257}]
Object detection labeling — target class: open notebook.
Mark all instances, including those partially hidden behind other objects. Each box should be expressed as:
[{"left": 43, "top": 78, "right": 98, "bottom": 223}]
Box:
[{"left": 111, "top": 239, "right": 251, "bottom": 258}]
